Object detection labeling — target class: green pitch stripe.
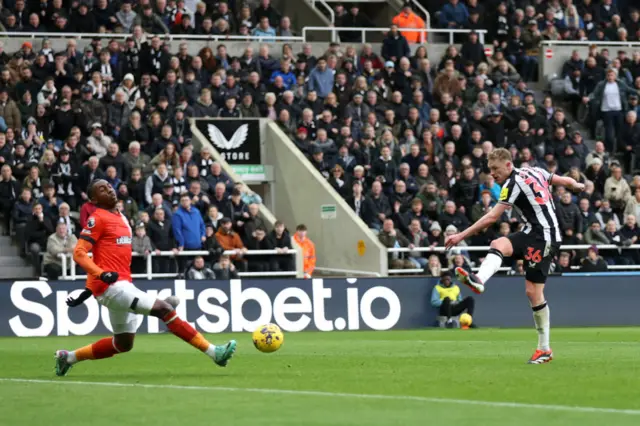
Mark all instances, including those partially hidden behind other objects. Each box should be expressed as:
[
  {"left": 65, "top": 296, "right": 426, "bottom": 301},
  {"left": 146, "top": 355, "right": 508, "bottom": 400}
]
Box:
[{"left": 2, "top": 378, "right": 640, "bottom": 416}]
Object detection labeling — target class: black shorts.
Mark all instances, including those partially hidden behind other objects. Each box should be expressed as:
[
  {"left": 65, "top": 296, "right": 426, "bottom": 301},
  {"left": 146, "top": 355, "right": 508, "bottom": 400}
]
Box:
[{"left": 507, "top": 232, "right": 560, "bottom": 284}]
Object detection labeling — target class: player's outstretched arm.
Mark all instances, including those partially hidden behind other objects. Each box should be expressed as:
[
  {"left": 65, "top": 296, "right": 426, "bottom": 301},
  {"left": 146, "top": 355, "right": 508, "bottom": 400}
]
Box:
[
  {"left": 73, "top": 240, "right": 119, "bottom": 284},
  {"left": 73, "top": 239, "right": 105, "bottom": 278},
  {"left": 445, "top": 203, "right": 508, "bottom": 249},
  {"left": 550, "top": 174, "right": 585, "bottom": 192}
]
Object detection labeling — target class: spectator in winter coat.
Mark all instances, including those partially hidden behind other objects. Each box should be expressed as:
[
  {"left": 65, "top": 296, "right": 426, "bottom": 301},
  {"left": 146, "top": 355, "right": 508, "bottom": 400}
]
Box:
[
  {"left": 604, "top": 164, "right": 631, "bottom": 215},
  {"left": 460, "top": 31, "right": 486, "bottom": 67},
  {"left": 213, "top": 254, "right": 239, "bottom": 279},
  {"left": 381, "top": 25, "right": 411, "bottom": 62},
  {"left": 378, "top": 218, "right": 414, "bottom": 269},
  {"left": 392, "top": 4, "right": 426, "bottom": 44},
  {"left": 580, "top": 245, "right": 608, "bottom": 272},
  {"left": 439, "top": 0, "right": 469, "bottom": 29},
  {"left": 293, "top": 223, "right": 316, "bottom": 278},
  {"left": 268, "top": 221, "right": 294, "bottom": 272},
  {"left": 86, "top": 123, "right": 112, "bottom": 159},
  {"left": 438, "top": 200, "right": 469, "bottom": 231},
  {"left": 0, "top": 87, "right": 21, "bottom": 130},
  {"left": 364, "top": 180, "right": 391, "bottom": 231},
  {"left": 556, "top": 192, "right": 583, "bottom": 240},
  {"left": 192, "top": 88, "right": 219, "bottom": 118},
  {"left": 307, "top": 58, "right": 334, "bottom": 99},
  {"left": 172, "top": 193, "right": 205, "bottom": 250},
  {"left": 0, "top": 165, "right": 20, "bottom": 233},
  {"left": 186, "top": 255, "right": 216, "bottom": 279},
  {"left": 26, "top": 202, "right": 54, "bottom": 275},
  {"left": 215, "top": 217, "right": 248, "bottom": 271},
  {"left": 43, "top": 222, "right": 77, "bottom": 280}
]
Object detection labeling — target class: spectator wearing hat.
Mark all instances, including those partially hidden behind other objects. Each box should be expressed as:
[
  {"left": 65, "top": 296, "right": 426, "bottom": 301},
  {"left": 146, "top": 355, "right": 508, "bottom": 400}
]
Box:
[
  {"left": 74, "top": 84, "right": 108, "bottom": 133},
  {"left": 431, "top": 271, "right": 475, "bottom": 327},
  {"left": 86, "top": 123, "right": 112, "bottom": 159},
  {"left": 69, "top": 3, "right": 98, "bottom": 33},
  {"left": 581, "top": 245, "right": 608, "bottom": 272}
]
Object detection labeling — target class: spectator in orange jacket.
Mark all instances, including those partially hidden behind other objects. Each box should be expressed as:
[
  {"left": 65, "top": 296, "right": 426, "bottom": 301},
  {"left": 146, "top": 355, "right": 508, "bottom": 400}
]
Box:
[
  {"left": 392, "top": 3, "right": 426, "bottom": 44},
  {"left": 293, "top": 224, "right": 316, "bottom": 278},
  {"left": 215, "top": 217, "right": 248, "bottom": 271}
]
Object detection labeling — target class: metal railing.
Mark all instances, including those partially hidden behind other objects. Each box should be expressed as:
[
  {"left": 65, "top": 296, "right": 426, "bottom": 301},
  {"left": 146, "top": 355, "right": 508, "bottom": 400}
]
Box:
[
  {"left": 310, "top": 0, "right": 335, "bottom": 25},
  {"left": 387, "top": 244, "right": 640, "bottom": 275},
  {"left": 542, "top": 40, "right": 640, "bottom": 47},
  {"left": 302, "top": 26, "right": 485, "bottom": 45},
  {"left": 58, "top": 249, "right": 299, "bottom": 280},
  {"left": 0, "top": 31, "right": 304, "bottom": 42}
]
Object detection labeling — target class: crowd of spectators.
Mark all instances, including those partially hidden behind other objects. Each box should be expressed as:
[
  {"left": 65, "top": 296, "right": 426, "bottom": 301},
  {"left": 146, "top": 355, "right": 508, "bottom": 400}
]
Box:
[
  {"left": 435, "top": 0, "right": 639, "bottom": 43},
  {"left": 0, "top": 0, "right": 640, "bottom": 279},
  {"left": 0, "top": 0, "right": 307, "bottom": 278},
  {"left": 0, "top": 0, "right": 295, "bottom": 39}
]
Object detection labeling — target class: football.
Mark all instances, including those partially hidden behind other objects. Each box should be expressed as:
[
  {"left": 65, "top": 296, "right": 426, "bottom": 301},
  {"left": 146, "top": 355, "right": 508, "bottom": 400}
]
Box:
[
  {"left": 459, "top": 313, "right": 473, "bottom": 327},
  {"left": 252, "top": 323, "right": 284, "bottom": 353}
]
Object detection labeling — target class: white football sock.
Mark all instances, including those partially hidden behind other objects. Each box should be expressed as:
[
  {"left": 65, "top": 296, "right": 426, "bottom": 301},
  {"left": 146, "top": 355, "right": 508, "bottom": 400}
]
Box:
[
  {"left": 205, "top": 344, "right": 217, "bottom": 358},
  {"left": 67, "top": 351, "right": 78, "bottom": 365},
  {"left": 532, "top": 302, "right": 551, "bottom": 351},
  {"left": 476, "top": 250, "right": 504, "bottom": 283}
]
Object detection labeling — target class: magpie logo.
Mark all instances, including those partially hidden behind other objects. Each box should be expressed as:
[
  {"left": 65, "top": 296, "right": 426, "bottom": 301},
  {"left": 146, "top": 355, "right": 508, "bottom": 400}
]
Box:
[{"left": 207, "top": 123, "right": 249, "bottom": 150}]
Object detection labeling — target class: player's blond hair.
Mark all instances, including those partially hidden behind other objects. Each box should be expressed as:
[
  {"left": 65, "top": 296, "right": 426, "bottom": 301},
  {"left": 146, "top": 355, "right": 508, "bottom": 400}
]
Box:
[{"left": 487, "top": 147, "right": 511, "bottom": 163}]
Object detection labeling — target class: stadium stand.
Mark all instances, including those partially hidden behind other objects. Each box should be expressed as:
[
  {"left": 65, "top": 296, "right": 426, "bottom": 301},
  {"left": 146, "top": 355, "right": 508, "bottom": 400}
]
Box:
[{"left": 1, "top": 0, "right": 640, "bottom": 280}]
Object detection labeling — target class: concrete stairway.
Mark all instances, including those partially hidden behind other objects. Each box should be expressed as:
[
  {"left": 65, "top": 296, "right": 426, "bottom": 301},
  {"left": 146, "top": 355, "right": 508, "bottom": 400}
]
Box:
[{"left": 0, "top": 234, "right": 34, "bottom": 280}]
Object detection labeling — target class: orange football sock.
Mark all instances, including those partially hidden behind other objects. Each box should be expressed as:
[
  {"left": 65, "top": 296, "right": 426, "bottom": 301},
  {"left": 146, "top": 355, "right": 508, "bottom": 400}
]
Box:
[
  {"left": 163, "top": 310, "right": 211, "bottom": 352},
  {"left": 74, "top": 337, "right": 119, "bottom": 362}
]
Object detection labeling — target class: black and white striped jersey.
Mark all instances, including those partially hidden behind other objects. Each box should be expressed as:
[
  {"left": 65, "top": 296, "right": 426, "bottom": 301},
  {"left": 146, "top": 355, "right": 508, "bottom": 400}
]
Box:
[{"left": 498, "top": 167, "right": 562, "bottom": 243}]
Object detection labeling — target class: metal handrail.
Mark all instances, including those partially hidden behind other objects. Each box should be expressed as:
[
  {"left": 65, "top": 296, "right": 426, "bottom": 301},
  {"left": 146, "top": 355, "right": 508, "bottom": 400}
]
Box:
[
  {"left": 302, "top": 26, "right": 486, "bottom": 45},
  {"left": 542, "top": 40, "right": 640, "bottom": 47},
  {"left": 58, "top": 249, "right": 298, "bottom": 280},
  {"left": 387, "top": 244, "right": 640, "bottom": 274},
  {"left": 387, "top": 243, "right": 640, "bottom": 253},
  {"left": 408, "top": 0, "right": 430, "bottom": 31},
  {"left": 0, "top": 31, "right": 304, "bottom": 42},
  {"left": 311, "top": 0, "right": 336, "bottom": 25}
]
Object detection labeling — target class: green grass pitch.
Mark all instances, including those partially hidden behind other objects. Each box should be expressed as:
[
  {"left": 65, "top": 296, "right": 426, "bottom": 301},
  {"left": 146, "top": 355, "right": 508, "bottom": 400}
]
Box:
[{"left": 2, "top": 327, "right": 640, "bottom": 426}]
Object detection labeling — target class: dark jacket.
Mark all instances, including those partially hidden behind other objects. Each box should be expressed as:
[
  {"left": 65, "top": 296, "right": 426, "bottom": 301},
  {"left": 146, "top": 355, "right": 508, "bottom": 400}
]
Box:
[
  {"left": 26, "top": 214, "right": 55, "bottom": 247},
  {"left": 381, "top": 34, "right": 410, "bottom": 61},
  {"left": 147, "top": 218, "right": 175, "bottom": 250}
]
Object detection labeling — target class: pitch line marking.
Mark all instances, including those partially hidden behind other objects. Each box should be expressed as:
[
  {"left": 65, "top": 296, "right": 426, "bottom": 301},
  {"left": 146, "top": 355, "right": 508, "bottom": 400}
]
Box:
[{"left": 1, "top": 378, "right": 640, "bottom": 416}]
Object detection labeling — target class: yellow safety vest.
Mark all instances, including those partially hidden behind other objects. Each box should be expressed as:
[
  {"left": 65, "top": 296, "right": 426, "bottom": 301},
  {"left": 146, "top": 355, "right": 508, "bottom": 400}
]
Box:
[{"left": 435, "top": 284, "right": 460, "bottom": 302}]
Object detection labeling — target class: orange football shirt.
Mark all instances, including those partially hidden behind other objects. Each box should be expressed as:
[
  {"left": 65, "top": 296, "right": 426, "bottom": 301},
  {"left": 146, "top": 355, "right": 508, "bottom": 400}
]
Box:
[{"left": 79, "top": 208, "right": 133, "bottom": 296}]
